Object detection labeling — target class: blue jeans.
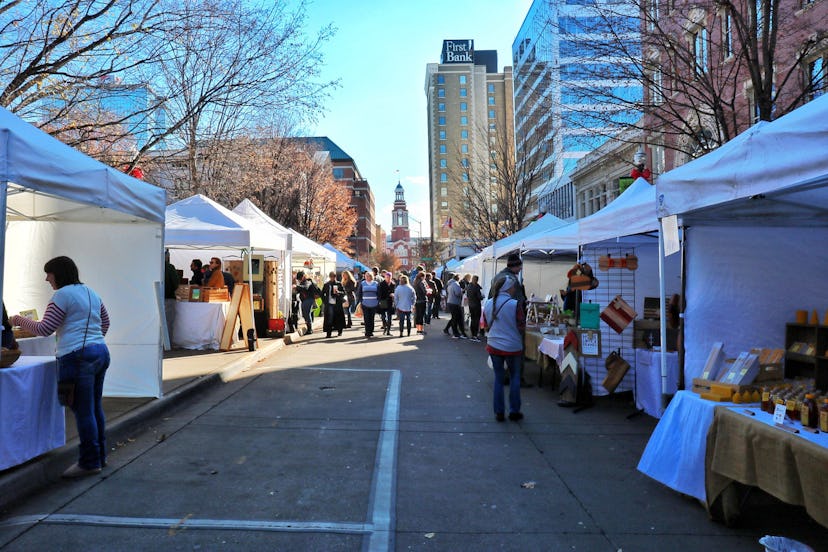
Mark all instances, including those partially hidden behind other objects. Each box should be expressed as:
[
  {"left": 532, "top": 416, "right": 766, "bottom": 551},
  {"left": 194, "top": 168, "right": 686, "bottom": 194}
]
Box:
[
  {"left": 58, "top": 342, "right": 110, "bottom": 469},
  {"left": 300, "top": 298, "right": 316, "bottom": 330},
  {"left": 490, "top": 354, "right": 521, "bottom": 415},
  {"left": 362, "top": 305, "right": 377, "bottom": 335}
]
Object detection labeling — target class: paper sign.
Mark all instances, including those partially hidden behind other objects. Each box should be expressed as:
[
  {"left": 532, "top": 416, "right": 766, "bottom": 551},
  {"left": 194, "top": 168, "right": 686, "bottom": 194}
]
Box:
[
  {"left": 662, "top": 215, "right": 680, "bottom": 256},
  {"left": 773, "top": 403, "right": 787, "bottom": 425},
  {"left": 580, "top": 331, "right": 600, "bottom": 357}
]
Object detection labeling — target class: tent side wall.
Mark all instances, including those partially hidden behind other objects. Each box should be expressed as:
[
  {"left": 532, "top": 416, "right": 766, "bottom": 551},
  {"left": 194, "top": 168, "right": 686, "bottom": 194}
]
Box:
[
  {"left": 683, "top": 226, "right": 828, "bottom": 384},
  {"left": 5, "top": 220, "right": 163, "bottom": 397}
]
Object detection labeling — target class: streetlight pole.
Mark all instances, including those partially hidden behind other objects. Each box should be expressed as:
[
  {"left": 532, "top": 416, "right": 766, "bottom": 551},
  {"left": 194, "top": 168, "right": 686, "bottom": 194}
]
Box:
[{"left": 408, "top": 214, "right": 423, "bottom": 268}]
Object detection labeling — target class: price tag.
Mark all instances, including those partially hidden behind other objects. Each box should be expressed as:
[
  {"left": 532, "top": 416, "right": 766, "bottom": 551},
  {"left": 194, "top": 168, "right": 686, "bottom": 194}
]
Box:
[{"left": 773, "top": 403, "right": 787, "bottom": 425}]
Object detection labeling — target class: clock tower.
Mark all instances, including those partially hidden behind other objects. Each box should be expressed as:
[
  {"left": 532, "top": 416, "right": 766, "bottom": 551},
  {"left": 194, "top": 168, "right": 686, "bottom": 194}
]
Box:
[{"left": 390, "top": 181, "right": 410, "bottom": 242}]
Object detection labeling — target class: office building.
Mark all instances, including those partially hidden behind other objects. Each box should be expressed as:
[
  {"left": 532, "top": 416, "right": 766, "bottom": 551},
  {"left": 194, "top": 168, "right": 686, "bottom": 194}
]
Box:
[
  {"left": 512, "top": 1, "right": 641, "bottom": 220},
  {"left": 424, "top": 40, "right": 514, "bottom": 241}
]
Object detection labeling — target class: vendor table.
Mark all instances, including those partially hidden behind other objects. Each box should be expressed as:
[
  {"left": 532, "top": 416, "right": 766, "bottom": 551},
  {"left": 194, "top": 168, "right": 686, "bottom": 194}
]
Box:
[
  {"left": 172, "top": 302, "right": 229, "bottom": 350},
  {"left": 0, "top": 356, "right": 66, "bottom": 471},
  {"left": 524, "top": 330, "right": 564, "bottom": 387},
  {"left": 637, "top": 390, "right": 733, "bottom": 502},
  {"left": 17, "top": 335, "right": 56, "bottom": 357},
  {"left": 633, "top": 349, "right": 679, "bottom": 418},
  {"left": 706, "top": 406, "right": 828, "bottom": 528}
]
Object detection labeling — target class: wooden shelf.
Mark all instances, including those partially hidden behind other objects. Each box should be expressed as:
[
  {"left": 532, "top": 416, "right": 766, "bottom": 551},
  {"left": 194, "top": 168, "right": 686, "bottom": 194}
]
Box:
[{"left": 784, "top": 323, "right": 828, "bottom": 390}]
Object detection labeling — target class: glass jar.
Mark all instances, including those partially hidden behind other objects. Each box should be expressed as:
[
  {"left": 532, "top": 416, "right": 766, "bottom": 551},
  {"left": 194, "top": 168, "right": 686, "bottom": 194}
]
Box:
[
  {"left": 819, "top": 398, "right": 828, "bottom": 433},
  {"left": 800, "top": 393, "right": 818, "bottom": 429}
]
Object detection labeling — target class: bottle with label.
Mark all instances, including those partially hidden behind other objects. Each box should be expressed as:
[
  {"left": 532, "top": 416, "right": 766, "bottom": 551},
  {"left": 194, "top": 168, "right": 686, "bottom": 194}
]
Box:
[
  {"left": 819, "top": 398, "right": 828, "bottom": 433},
  {"left": 800, "top": 393, "right": 817, "bottom": 429},
  {"left": 761, "top": 387, "right": 771, "bottom": 412}
]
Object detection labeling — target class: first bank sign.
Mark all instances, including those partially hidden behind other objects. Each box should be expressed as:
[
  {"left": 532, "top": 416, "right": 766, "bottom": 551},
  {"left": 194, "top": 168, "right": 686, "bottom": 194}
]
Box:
[{"left": 441, "top": 39, "right": 474, "bottom": 64}]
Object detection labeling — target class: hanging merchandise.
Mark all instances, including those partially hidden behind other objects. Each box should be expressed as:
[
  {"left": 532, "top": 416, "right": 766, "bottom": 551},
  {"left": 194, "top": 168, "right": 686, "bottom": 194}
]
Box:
[
  {"left": 567, "top": 262, "right": 599, "bottom": 291},
  {"left": 598, "top": 254, "right": 639, "bottom": 271},
  {"left": 602, "top": 350, "right": 631, "bottom": 393},
  {"left": 580, "top": 302, "right": 600, "bottom": 329},
  {"left": 600, "top": 295, "right": 638, "bottom": 334}
]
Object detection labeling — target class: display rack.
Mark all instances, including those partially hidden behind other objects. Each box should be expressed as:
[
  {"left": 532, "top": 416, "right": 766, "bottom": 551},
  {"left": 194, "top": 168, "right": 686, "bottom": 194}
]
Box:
[
  {"left": 580, "top": 246, "right": 636, "bottom": 395},
  {"left": 784, "top": 323, "right": 828, "bottom": 390}
]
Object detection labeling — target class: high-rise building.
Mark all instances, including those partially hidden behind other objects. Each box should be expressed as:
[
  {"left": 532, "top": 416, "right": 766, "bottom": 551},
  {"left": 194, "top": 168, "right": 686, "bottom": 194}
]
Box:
[
  {"left": 425, "top": 40, "right": 514, "bottom": 241},
  {"left": 512, "top": 1, "right": 641, "bottom": 220}
]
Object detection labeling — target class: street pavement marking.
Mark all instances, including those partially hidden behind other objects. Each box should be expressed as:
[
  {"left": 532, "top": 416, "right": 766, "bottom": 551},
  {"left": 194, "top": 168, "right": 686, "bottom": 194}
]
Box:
[{"left": 1, "top": 367, "right": 401, "bottom": 552}]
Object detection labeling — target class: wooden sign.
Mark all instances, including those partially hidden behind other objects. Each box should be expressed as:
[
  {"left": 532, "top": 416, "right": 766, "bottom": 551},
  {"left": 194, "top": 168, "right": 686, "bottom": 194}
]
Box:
[
  {"left": 598, "top": 254, "right": 638, "bottom": 271},
  {"left": 220, "top": 283, "right": 258, "bottom": 351}
]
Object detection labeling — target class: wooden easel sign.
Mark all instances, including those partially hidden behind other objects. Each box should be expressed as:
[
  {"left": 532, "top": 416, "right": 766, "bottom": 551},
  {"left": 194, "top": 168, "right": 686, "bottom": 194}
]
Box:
[{"left": 220, "top": 283, "right": 258, "bottom": 351}]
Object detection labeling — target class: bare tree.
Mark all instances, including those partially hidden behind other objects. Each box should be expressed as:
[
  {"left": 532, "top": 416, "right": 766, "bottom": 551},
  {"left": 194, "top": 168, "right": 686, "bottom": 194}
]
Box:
[
  {"left": 534, "top": 0, "right": 828, "bottom": 167},
  {"left": 452, "top": 121, "right": 545, "bottom": 247}
]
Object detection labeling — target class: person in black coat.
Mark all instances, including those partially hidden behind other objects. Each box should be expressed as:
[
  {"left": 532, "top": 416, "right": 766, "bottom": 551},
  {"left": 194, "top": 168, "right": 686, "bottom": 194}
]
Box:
[{"left": 321, "top": 272, "right": 346, "bottom": 338}]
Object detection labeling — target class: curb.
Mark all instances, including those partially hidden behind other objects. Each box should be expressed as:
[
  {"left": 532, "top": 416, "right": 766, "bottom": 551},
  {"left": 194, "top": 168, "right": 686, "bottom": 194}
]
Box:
[{"left": 0, "top": 337, "right": 289, "bottom": 513}]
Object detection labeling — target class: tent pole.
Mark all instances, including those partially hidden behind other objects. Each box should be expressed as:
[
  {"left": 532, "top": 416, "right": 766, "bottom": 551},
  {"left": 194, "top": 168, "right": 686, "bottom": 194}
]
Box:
[
  {"left": 678, "top": 228, "right": 687, "bottom": 391},
  {"left": 657, "top": 219, "right": 669, "bottom": 410},
  {"left": 0, "top": 181, "right": 7, "bottom": 308}
]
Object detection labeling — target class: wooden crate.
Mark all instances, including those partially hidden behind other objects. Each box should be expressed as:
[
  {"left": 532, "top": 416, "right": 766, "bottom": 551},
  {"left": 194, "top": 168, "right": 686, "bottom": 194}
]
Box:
[
  {"left": 691, "top": 378, "right": 761, "bottom": 402},
  {"left": 202, "top": 287, "right": 230, "bottom": 302}
]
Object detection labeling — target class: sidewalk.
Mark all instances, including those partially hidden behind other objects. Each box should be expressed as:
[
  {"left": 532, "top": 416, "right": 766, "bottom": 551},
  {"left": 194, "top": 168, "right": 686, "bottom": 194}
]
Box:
[{"left": 0, "top": 322, "right": 318, "bottom": 512}]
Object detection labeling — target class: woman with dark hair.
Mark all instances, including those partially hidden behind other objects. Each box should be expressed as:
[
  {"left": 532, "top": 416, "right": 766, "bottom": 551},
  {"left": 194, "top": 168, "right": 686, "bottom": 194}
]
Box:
[
  {"left": 340, "top": 270, "right": 357, "bottom": 328},
  {"left": 413, "top": 272, "right": 429, "bottom": 335},
  {"left": 321, "top": 271, "right": 346, "bottom": 338},
  {"left": 11, "top": 256, "right": 111, "bottom": 478}
]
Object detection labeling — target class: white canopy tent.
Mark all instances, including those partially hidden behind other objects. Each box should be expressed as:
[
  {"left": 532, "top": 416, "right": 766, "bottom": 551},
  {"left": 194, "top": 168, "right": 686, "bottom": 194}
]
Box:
[
  {"left": 1, "top": 107, "right": 166, "bottom": 398},
  {"left": 657, "top": 94, "right": 828, "bottom": 385},
  {"left": 323, "top": 243, "right": 355, "bottom": 272}
]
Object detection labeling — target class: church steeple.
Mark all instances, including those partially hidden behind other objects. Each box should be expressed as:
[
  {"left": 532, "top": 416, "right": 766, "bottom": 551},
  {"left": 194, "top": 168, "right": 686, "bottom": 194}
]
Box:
[{"left": 391, "top": 180, "right": 410, "bottom": 242}]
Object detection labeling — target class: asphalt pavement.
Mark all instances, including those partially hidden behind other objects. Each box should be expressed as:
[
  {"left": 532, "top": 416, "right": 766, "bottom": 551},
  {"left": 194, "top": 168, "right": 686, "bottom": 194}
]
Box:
[{"left": 0, "top": 317, "right": 826, "bottom": 551}]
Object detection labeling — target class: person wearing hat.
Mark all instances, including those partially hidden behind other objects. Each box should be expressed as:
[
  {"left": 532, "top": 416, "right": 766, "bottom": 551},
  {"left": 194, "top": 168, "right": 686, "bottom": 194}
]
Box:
[{"left": 488, "top": 253, "right": 526, "bottom": 301}]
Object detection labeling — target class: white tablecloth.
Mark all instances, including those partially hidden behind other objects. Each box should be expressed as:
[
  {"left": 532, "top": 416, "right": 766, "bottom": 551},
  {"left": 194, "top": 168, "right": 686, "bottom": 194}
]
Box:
[
  {"left": 634, "top": 349, "right": 679, "bottom": 418},
  {"left": 172, "top": 301, "right": 229, "bottom": 350},
  {"left": 0, "top": 356, "right": 66, "bottom": 471},
  {"left": 17, "top": 335, "right": 57, "bottom": 357},
  {"left": 538, "top": 336, "right": 565, "bottom": 367},
  {"left": 637, "top": 390, "right": 733, "bottom": 502}
]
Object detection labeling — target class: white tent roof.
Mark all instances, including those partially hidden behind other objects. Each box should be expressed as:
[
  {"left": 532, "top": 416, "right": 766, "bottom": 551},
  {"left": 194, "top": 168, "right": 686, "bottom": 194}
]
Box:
[
  {"left": 657, "top": 93, "right": 828, "bottom": 226},
  {"left": 233, "top": 199, "right": 335, "bottom": 261},
  {"left": 1, "top": 106, "right": 165, "bottom": 398},
  {"left": 520, "top": 219, "right": 581, "bottom": 252},
  {"left": 491, "top": 213, "right": 568, "bottom": 257},
  {"left": 165, "top": 195, "right": 253, "bottom": 249},
  {"left": 578, "top": 178, "right": 658, "bottom": 242},
  {"left": 1, "top": 108, "right": 165, "bottom": 224}
]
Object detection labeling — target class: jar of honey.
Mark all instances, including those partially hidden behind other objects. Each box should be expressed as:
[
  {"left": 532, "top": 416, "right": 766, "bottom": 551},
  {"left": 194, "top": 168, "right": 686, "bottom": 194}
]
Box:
[
  {"left": 800, "top": 393, "right": 818, "bottom": 429},
  {"left": 819, "top": 398, "right": 828, "bottom": 432}
]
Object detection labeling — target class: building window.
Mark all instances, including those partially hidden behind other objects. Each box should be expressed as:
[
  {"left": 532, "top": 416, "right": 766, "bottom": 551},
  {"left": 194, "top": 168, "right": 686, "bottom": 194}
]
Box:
[
  {"left": 649, "top": 68, "right": 663, "bottom": 105},
  {"left": 460, "top": 116, "right": 468, "bottom": 125},
  {"left": 441, "top": 187, "right": 448, "bottom": 196},
  {"left": 437, "top": 88, "right": 445, "bottom": 98},
  {"left": 488, "top": 109, "right": 495, "bottom": 119},
  {"left": 438, "top": 116, "right": 446, "bottom": 125},
  {"left": 808, "top": 54, "right": 826, "bottom": 100},
  {"left": 693, "top": 27, "right": 709, "bottom": 76},
  {"left": 489, "top": 122, "right": 496, "bottom": 131},
  {"left": 460, "top": 102, "right": 467, "bottom": 112},
  {"left": 460, "top": 130, "right": 469, "bottom": 139},
  {"left": 439, "top": 130, "right": 446, "bottom": 140},
  {"left": 721, "top": 9, "right": 733, "bottom": 59},
  {"left": 488, "top": 96, "right": 495, "bottom": 105},
  {"left": 461, "top": 158, "right": 469, "bottom": 167},
  {"left": 440, "top": 158, "right": 447, "bottom": 168},
  {"left": 332, "top": 168, "right": 345, "bottom": 179},
  {"left": 437, "top": 75, "right": 445, "bottom": 84},
  {"left": 440, "top": 173, "right": 448, "bottom": 182},
  {"left": 459, "top": 75, "right": 467, "bottom": 84},
  {"left": 461, "top": 144, "right": 469, "bottom": 153},
  {"left": 488, "top": 83, "right": 495, "bottom": 93},
  {"left": 459, "top": 88, "right": 467, "bottom": 97},
  {"left": 439, "top": 144, "right": 447, "bottom": 154},
  {"left": 461, "top": 173, "right": 469, "bottom": 182},
  {"left": 438, "top": 103, "right": 445, "bottom": 112},
  {"left": 441, "top": 201, "right": 448, "bottom": 209}
]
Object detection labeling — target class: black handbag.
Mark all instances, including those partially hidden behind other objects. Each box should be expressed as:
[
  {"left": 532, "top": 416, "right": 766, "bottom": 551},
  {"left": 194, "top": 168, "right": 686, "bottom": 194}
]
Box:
[{"left": 57, "top": 381, "right": 75, "bottom": 407}]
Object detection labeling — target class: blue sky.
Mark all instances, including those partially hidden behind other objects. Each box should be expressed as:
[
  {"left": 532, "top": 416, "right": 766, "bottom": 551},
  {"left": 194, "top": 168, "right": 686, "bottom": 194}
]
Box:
[{"left": 299, "top": 0, "right": 534, "bottom": 238}]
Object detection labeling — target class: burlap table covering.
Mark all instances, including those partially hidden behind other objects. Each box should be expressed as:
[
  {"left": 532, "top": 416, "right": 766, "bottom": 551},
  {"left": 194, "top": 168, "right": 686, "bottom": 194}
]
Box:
[{"left": 705, "top": 406, "right": 828, "bottom": 528}]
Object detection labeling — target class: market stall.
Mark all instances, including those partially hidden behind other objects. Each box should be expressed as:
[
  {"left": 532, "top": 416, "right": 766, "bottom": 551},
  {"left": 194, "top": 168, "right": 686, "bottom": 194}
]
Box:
[
  {"left": 640, "top": 93, "right": 828, "bottom": 528},
  {"left": 166, "top": 195, "right": 288, "bottom": 349},
  {"left": 1, "top": 106, "right": 166, "bottom": 399}
]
